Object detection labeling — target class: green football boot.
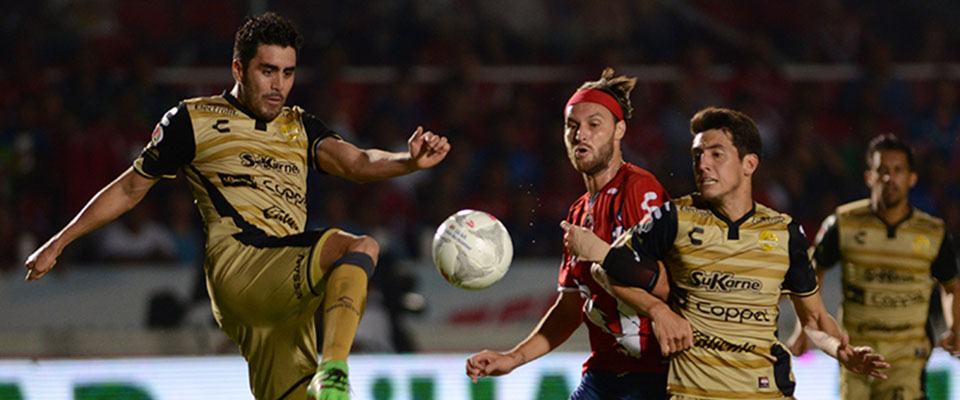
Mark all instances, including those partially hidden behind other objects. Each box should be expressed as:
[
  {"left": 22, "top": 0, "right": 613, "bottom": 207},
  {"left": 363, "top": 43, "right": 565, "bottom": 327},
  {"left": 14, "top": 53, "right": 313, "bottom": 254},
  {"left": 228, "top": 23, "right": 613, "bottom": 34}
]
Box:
[{"left": 307, "top": 360, "right": 350, "bottom": 400}]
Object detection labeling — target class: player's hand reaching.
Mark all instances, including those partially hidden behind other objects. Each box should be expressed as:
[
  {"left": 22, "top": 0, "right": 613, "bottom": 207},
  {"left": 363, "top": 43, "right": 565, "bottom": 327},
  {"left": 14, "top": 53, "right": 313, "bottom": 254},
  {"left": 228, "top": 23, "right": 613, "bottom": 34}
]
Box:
[
  {"left": 560, "top": 220, "right": 610, "bottom": 262},
  {"left": 647, "top": 302, "right": 694, "bottom": 356},
  {"left": 24, "top": 239, "right": 62, "bottom": 281},
  {"left": 938, "top": 330, "right": 960, "bottom": 357},
  {"left": 465, "top": 350, "right": 522, "bottom": 383},
  {"left": 836, "top": 334, "right": 890, "bottom": 379},
  {"left": 407, "top": 126, "right": 450, "bottom": 170}
]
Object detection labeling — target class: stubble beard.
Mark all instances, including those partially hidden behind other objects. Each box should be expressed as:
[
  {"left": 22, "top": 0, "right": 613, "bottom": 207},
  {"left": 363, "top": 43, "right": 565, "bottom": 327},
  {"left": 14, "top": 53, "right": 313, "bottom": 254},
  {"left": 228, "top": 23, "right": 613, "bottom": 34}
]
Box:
[{"left": 575, "top": 136, "right": 616, "bottom": 177}]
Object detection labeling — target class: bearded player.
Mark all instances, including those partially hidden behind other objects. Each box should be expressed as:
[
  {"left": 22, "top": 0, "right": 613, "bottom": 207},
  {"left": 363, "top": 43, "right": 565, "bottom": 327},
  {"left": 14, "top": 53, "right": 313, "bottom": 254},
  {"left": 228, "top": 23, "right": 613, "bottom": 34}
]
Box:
[
  {"left": 25, "top": 13, "right": 449, "bottom": 400},
  {"left": 466, "top": 68, "right": 671, "bottom": 399}
]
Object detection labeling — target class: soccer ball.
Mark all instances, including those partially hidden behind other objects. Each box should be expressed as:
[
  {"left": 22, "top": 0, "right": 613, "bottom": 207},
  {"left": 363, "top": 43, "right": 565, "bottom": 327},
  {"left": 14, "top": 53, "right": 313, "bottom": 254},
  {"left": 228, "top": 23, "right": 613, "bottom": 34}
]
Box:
[{"left": 432, "top": 209, "right": 513, "bottom": 290}]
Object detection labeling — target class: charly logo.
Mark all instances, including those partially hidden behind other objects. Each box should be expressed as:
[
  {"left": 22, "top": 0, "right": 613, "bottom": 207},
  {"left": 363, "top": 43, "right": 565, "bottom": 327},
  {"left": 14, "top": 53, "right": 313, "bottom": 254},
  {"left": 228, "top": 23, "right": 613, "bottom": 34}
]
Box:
[
  {"left": 758, "top": 230, "right": 778, "bottom": 251},
  {"left": 239, "top": 153, "right": 301, "bottom": 175},
  {"left": 690, "top": 270, "right": 762, "bottom": 292},
  {"left": 264, "top": 206, "right": 299, "bottom": 231},
  {"left": 912, "top": 235, "right": 930, "bottom": 254}
]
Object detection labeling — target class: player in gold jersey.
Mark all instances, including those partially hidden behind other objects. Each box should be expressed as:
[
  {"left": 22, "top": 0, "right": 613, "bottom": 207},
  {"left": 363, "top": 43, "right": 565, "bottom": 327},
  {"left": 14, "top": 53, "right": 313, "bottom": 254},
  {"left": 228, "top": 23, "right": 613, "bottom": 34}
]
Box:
[
  {"left": 789, "top": 134, "right": 960, "bottom": 400},
  {"left": 23, "top": 13, "right": 449, "bottom": 400},
  {"left": 562, "top": 107, "right": 889, "bottom": 399}
]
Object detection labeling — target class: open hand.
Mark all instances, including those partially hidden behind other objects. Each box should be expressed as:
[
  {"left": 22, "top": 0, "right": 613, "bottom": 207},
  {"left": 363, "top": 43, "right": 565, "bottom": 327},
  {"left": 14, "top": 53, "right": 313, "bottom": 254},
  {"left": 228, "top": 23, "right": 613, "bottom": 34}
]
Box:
[{"left": 837, "top": 334, "right": 890, "bottom": 379}]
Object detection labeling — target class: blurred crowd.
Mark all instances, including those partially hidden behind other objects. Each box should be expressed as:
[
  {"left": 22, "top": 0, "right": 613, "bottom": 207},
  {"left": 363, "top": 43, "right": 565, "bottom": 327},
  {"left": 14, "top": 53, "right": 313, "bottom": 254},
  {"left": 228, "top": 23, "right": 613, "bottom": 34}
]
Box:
[{"left": 2, "top": 0, "right": 960, "bottom": 274}]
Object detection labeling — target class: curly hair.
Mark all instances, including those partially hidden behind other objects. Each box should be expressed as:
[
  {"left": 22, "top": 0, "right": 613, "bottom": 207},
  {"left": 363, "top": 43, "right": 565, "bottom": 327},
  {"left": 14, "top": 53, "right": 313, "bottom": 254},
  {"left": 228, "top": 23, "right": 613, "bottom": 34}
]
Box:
[
  {"left": 233, "top": 12, "right": 303, "bottom": 68},
  {"left": 576, "top": 68, "right": 638, "bottom": 121}
]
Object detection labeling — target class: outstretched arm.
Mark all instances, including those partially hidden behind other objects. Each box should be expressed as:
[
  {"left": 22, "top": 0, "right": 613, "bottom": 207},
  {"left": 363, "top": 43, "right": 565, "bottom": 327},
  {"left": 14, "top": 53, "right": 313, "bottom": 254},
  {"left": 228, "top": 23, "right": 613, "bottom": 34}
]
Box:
[
  {"left": 791, "top": 292, "right": 890, "bottom": 378},
  {"left": 938, "top": 279, "right": 960, "bottom": 357},
  {"left": 316, "top": 126, "right": 450, "bottom": 183},
  {"left": 465, "top": 291, "right": 582, "bottom": 383},
  {"left": 25, "top": 168, "right": 159, "bottom": 281}
]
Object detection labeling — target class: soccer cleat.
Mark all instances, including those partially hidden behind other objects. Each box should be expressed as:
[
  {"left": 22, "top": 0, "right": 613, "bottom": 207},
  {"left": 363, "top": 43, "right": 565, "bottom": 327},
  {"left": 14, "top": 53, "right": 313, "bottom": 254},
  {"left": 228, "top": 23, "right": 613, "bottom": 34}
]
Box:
[{"left": 307, "top": 360, "right": 350, "bottom": 400}]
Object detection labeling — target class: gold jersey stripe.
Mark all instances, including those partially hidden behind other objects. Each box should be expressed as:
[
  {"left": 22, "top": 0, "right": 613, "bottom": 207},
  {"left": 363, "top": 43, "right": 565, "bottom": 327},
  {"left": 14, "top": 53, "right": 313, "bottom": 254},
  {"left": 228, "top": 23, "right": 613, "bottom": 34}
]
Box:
[
  {"left": 846, "top": 333, "right": 929, "bottom": 342},
  {"left": 197, "top": 143, "right": 308, "bottom": 166},
  {"left": 668, "top": 384, "right": 787, "bottom": 399},
  {"left": 678, "top": 247, "right": 790, "bottom": 266},
  {"left": 675, "top": 260, "right": 789, "bottom": 279},
  {"left": 841, "top": 258, "right": 932, "bottom": 274},
  {"left": 677, "top": 351, "right": 774, "bottom": 369}
]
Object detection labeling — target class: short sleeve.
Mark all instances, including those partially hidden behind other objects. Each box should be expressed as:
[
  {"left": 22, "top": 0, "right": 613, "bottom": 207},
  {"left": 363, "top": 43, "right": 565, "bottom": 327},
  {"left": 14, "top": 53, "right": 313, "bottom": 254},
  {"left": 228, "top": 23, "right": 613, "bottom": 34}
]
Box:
[
  {"left": 557, "top": 206, "right": 581, "bottom": 291},
  {"left": 304, "top": 112, "right": 342, "bottom": 173},
  {"left": 932, "top": 231, "right": 959, "bottom": 283},
  {"left": 626, "top": 202, "right": 678, "bottom": 260},
  {"left": 133, "top": 103, "right": 196, "bottom": 179},
  {"left": 622, "top": 173, "right": 669, "bottom": 227},
  {"left": 601, "top": 202, "right": 678, "bottom": 290},
  {"left": 783, "top": 221, "right": 819, "bottom": 296},
  {"left": 812, "top": 214, "right": 841, "bottom": 272}
]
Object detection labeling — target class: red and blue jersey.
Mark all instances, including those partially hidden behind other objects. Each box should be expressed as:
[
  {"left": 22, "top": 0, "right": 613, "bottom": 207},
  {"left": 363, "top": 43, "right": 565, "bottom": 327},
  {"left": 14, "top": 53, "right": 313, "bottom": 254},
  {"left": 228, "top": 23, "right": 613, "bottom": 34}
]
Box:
[{"left": 558, "top": 163, "right": 669, "bottom": 375}]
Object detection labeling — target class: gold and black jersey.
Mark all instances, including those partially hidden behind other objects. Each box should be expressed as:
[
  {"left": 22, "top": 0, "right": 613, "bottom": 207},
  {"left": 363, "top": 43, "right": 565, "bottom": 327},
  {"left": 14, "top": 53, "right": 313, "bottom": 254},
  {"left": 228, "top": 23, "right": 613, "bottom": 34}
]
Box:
[
  {"left": 606, "top": 194, "right": 818, "bottom": 399},
  {"left": 813, "top": 199, "right": 959, "bottom": 343},
  {"left": 133, "top": 92, "right": 339, "bottom": 241}
]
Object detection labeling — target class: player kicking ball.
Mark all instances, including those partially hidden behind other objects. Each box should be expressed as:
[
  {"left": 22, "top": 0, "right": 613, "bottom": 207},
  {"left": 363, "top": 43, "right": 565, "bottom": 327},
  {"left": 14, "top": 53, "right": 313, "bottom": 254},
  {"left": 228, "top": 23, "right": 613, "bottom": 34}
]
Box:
[{"left": 25, "top": 12, "right": 449, "bottom": 400}]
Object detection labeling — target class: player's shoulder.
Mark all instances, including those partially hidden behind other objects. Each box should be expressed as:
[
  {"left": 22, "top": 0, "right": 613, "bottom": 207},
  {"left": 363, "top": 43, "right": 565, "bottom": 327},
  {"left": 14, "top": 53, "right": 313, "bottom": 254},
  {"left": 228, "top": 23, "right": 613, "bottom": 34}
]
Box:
[
  {"left": 908, "top": 207, "right": 945, "bottom": 231},
  {"left": 669, "top": 194, "right": 711, "bottom": 219},
  {"left": 180, "top": 94, "right": 242, "bottom": 118},
  {"left": 835, "top": 198, "right": 872, "bottom": 218},
  {"left": 752, "top": 201, "right": 794, "bottom": 227}
]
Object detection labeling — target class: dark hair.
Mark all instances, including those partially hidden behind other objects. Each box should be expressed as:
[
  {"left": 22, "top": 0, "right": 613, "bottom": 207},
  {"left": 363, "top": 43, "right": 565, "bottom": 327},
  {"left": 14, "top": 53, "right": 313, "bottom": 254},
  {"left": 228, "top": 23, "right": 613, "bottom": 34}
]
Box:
[
  {"left": 866, "top": 133, "right": 915, "bottom": 171},
  {"left": 689, "top": 107, "right": 763, "bottom": 161},
  {"left": 576, "top": 68, "right": 637, "bottom": 120},
  {"left": 233, "top": 12, "right": 303, "bottom": 69}
]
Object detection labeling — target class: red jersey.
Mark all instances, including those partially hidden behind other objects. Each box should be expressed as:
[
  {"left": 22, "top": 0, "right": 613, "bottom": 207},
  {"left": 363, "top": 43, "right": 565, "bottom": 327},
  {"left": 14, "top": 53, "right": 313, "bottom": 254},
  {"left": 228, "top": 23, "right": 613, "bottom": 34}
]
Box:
[{"left": 558, "top": 163, "right": 669, "bottom": 374}]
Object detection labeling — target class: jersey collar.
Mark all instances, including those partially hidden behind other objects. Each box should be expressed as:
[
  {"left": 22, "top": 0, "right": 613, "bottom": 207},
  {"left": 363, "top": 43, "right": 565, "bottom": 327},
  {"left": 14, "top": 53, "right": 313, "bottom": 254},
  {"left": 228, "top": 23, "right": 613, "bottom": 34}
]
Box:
[
  {"left": 872, "top": 207, "right": 914, "bottom": 238},
  {"left": 222, "top": 91, "right": 270, "bottom": 131}
]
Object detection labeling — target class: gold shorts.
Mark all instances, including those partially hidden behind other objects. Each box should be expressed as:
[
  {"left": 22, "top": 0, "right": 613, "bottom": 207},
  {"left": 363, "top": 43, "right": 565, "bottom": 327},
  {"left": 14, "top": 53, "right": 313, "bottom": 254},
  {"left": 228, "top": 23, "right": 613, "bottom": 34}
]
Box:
[{"left": 204, "top": 228, "right": 339, "bottom": 400}]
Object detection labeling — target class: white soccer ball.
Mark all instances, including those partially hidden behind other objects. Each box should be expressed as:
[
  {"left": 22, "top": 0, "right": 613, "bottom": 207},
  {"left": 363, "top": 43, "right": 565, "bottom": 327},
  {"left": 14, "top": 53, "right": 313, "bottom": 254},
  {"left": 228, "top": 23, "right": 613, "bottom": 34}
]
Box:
[{"left": 432, "top": 209, "right": 513, "bottom": 290}]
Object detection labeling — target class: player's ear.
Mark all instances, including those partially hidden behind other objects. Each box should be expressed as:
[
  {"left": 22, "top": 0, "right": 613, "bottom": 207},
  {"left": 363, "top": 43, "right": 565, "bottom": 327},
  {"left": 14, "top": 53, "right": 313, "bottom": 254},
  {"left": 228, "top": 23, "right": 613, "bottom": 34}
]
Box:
[
  {"left": 742, "top": 153, "right": 759, "bottom": 176},
  {"left": 231, "top": 59, "right": 243, "bottom": 83},
  {"left": 908, "top": 170, "right": 918, "bottom": 189},
  {"left": 863, "top": 169, "right": 873, "bottom": 188},
  {"left": 614, "top": 119, "right": 626, "bottom": 140}
]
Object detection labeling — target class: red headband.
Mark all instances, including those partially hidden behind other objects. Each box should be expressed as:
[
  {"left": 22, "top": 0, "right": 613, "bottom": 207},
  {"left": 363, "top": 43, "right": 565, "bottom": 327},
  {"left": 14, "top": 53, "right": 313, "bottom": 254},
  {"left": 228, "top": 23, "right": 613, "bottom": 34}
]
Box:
[{"left": 565, "top": 89, "right": 624, "bottom": 120}]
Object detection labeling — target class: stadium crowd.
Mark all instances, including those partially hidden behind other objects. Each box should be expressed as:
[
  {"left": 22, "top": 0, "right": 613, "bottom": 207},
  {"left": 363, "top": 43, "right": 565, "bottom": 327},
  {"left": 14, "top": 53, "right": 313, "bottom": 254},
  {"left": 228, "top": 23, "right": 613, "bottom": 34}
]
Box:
[{"left": 1, "top": 0, "right": 959, "bottom": 274}]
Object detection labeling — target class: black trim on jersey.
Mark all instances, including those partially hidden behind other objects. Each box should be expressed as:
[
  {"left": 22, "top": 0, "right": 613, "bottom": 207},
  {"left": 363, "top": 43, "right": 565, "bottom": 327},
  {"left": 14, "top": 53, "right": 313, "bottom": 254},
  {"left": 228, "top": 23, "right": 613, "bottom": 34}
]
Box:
[
  {"left": 303, "top": 112, "right": 340, "bottom": 173},
  {"left": 222, "top": 91, "right": 269, "bottom": 131},
  {"left": 187, "top": 165, "right": 324, "bottom": 248},
  {"left": 139, "top": 102, "right": 196, "bottom": 177},
  {"left": 276, "top": 374, "right": 313, "bottom": 400},
  {"left": 602, "top": 202, "right": 677, "bottom": 289},
  {"left": 784, "top": 221, "right": 818, "bottom": 295},
  {"left": 932, "top": 231, "right": 959, "bottom": 283},
  {"left": 707, "top": 201, "right": 756, "bottom": 240},
  {"left": 872, "top": 207, "right": 914, "bottom": 238},
  {"left": 813, "top": 214, "right": 841, "bottom": 271},
  {"left": 771, "top": 344, "right": 796, "bottom": 396}
]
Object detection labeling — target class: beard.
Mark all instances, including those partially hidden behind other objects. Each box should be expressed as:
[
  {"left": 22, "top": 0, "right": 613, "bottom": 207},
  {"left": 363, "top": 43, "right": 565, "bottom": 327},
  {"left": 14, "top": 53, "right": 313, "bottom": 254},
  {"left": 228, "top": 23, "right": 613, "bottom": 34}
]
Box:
[
  {"left": 240, "top": 76, "right": 283, "bottom": 121},
  {"left": 572, "top": 136, "right": 616, "bottom": 176}
]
